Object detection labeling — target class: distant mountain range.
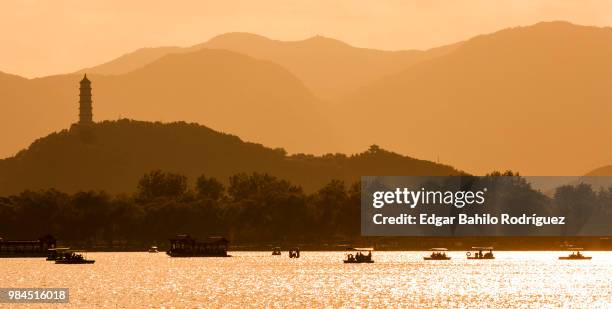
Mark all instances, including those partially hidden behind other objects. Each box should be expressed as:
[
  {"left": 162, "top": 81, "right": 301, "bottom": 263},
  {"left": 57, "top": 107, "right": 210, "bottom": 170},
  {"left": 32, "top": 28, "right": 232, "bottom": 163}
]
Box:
[
  {"left": 78, "top": 33, "right": 460, "bottom": 100},
  {"left": 0, "top": 120, "right": 461, "bottom": 195},
  {"left": 1, "top": 21, "right": 610, "bottom": 175},
  {"left": 335, "top": 21, "right": 612, "bottom": 175},
  {"left": 0, "top": 49, "right": 333, "bottom": 158}
]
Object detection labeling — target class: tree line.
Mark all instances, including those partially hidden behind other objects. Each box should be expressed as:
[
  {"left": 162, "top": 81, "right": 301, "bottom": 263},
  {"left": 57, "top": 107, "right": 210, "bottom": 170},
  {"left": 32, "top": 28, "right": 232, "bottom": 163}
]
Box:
[
  {"left": 0, "top": 170, "right": 610, "bottom": 248},
  {"left": 0, "top": 171, "right": 360, "bottom": 247}
]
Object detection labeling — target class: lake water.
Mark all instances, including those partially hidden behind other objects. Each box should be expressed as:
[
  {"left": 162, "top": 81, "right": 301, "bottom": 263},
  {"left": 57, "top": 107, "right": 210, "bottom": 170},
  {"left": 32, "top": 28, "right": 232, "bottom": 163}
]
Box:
[{"left": 2, "top": 251, "right": 612, "bottom": 308}]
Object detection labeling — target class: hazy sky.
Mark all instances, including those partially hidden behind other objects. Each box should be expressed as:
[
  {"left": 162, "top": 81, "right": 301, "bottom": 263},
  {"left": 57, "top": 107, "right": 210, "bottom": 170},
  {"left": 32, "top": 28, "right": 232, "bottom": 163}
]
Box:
[{"left": 2, "top": 0, "right": 612, "bottom": 77}]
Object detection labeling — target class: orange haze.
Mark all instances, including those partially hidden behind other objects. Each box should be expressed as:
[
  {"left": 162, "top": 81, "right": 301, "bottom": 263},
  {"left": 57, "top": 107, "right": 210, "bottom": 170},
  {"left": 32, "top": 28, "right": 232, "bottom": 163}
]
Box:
[
  {"left": 0, "top": 1, "right": 611, "bottom": 176},
  {"left": 1, "top": 0, "right": 612, "bottom": 78}
]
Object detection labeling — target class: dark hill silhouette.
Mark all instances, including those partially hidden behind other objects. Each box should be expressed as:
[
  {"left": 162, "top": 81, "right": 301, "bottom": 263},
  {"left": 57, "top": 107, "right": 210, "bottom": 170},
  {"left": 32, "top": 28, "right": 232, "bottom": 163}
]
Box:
[
  {"left": 0, "top": 49, "right": 334, "bottom": 158},
  {"left": 0, "top": 120, "right": 461, "bottom": 195},
  {"left": 336, "top": 21, "right": 612, "bottom": 175},
  {"left": 78, "top": 32, "right": 460, "bottom": 99}
]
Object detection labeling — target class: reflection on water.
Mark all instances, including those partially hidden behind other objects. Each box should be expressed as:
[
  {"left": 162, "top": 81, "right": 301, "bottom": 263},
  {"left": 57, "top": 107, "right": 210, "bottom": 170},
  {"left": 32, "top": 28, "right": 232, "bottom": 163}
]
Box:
[{"left": 2, "top": 251, "right": 612, "bottom": 307}]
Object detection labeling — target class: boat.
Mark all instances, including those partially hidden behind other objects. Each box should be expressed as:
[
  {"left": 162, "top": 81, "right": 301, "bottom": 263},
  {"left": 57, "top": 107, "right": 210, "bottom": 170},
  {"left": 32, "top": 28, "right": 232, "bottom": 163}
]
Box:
[
  {"left": 343, "top": 247, "right": 374, "bottom": 263},
  {"left": 148, "top": 246, "right": 159, "bottom": 253},
  {"left": 424, "top": 248, "right": 451, "bottom": 260},
  {"left": 466, "top": 247, "right": 495, "bottom": 260},
  {"left": 289, "top": 247, "right": 300, "bottom": 258},
  {"left": 559, "top": 248, "right": 592, "bottom": 260},
  {"left": 0, "top": 234, "right": 57, "bottom": 258},
  {"left": 272, "top": 247, "right": 281, "bottom": 255},
  {"left": 46, "top": 247, "right": 71, "bottom": 261},
  {"left": 55, "top": 250, "right": 95, "bottom": 264},
  {"left": 166, "top": 234, "right": 230, "bottom": 257}
]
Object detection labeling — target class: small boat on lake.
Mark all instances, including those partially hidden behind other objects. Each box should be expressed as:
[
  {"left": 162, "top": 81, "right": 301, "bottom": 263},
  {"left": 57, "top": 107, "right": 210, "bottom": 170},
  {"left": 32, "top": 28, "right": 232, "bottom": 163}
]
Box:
[
  {"left": 148, "top": 246, "right": 159, "bottom": 253},
  {"left": 289, "top": 247, "right": 300, "bottom": 258},
  {"left": 466, "top": 247, "right": 495, "bottom": 260},
  {"left": 559, "top": 248, "right": 592, "bottom": 260},
  {"left": 55, "top": 250, "right": 95, "bottom": 264},
  {"left": 424, "top": 248, "right": 451, "bottom": 260},
  {"left": 272, "top": 247, "right": 281, "bottom": 255},
  {"left": 344, "top": 248, "right": 374, "bottom": 263}
]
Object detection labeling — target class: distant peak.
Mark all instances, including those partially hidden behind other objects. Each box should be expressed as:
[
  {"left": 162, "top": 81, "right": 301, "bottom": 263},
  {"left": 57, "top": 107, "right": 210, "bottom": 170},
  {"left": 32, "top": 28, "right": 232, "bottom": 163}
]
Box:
[
  {"left": 205, "top": 32, "right": 352, "bottom": 48},
  {"left": 207, "top": 32, "right": 273, "bottom": 43},
  {"left": 525, "top": 20, "right": 596, "bottom": 31},
  {"left": 533, "top": 20, "right": 576, "bottom": 27},
  {"left": 300, "top": 35, "right": 351, "bottom": 47},
  {"left": 507, "top": 20, "right": 605, "bottom": 33},
  {"left": 462, "top": 20, "right": 609, "bottom": 48}
]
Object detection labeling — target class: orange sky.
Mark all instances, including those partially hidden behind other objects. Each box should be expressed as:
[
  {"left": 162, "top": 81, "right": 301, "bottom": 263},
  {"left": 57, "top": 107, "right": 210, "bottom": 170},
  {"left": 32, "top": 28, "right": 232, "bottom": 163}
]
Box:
[{"left": 1, "top": 0, "right": 612, "bottom": 78}]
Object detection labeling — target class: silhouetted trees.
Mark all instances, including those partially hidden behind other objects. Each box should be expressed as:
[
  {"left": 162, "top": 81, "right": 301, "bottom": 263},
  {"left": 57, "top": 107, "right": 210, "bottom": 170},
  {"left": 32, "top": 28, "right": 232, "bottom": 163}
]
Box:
[
  {"left": 0, "top": 171, "right": 362, "bottom": 247},
  {"left": 554, "top": 183, "right": 602, "bottom": 235},
  {"left": 196, "top": 175, "right": 225, "bottom": 201},
  {"left": 137, "top": 170, "right": 188, "bottom": 201},
  {"left": 0, "top": 171, "right": 610, "bottom": 247}
]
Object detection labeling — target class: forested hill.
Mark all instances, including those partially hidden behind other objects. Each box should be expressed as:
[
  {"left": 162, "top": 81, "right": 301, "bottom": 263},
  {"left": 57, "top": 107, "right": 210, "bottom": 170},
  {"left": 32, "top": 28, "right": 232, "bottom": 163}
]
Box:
[{"left": 0, "top": 120, "right": 461, "bottom": 195}]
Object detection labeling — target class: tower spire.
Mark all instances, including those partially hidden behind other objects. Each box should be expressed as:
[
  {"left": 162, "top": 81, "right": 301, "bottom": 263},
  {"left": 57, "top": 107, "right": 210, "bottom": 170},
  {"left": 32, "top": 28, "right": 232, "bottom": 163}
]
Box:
[{"left": 79, "top": 74, "right": 93, "bottom": 125}]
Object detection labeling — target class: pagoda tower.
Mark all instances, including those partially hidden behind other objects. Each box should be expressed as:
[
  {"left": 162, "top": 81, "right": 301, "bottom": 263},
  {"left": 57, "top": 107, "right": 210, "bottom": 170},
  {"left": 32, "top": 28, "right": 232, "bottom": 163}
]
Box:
[{"left": 78, "top": 74, "right": 93, "bottom": 125}]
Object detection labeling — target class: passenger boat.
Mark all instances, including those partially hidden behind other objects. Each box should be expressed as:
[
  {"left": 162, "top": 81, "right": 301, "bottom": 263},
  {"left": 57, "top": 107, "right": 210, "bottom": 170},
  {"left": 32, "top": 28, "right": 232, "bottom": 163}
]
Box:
[
  {"left": 55, "top": 250, "right": 95, "bottom": 264},
  {"left": 272, "top": 247, "right": 281, "bottom": 255},
  {"left": 166, "top": 234, "right": 230, "bottom": 257},
  {"left": 148, "top": 246, "right": 159, "bottom": 253},
  {"left": 424, "top": 248, "right": 451, "bottom": 260},
  {"left": 0, "top": 235, "right": 57, "bottom": 258},
  {"left": 466, "top": 247, "right": 495, "bottom": 259},
  {"left": 343, "top": 247, "right": 374, "bottom": 263},
  {"left": 559, "top": 248, "right": 592, "bottom": 260}
]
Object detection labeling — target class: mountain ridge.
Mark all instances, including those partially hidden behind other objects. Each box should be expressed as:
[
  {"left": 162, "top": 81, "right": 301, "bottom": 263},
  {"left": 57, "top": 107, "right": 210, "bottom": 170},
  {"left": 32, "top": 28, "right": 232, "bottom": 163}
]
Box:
[
  {"left": 334, "top": 21, "right": 612, "bottom": 175},
  {"left": 2, "top": 21, "right": 611, "bottom": 175},
  {"left": 0, "top": 48, "right": 333, "bottom": 159},
  {"left": 76, "top": 46, "right": 184, "bottom": 76},
  {"left": 76, "top": 32, "right": 461, "bottom": 99},
  {"left": 0, "top": 119, "right": 462, "bottom": 195}
]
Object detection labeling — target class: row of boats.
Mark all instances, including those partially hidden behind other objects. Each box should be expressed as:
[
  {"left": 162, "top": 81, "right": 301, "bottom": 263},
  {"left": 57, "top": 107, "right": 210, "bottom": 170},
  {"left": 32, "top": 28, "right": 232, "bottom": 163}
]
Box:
[
  {"left": 272, "top": 247, "right": 301, "bottom": 258},
  {"left": 342, "top": 247, "right": 593, "bottom": 263},
  {"left": 424, "top": 247, "right": 494, "bottom": 260},
  {"left": 43, "top": 241, "right": 593, "bottom": 265}
]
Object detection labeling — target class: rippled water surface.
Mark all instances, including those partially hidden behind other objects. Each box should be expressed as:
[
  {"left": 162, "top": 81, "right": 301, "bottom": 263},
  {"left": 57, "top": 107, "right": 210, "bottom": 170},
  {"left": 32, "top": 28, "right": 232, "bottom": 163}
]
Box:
[{"left": 2, "top": 251, "right": 612, "bottom": 308}]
